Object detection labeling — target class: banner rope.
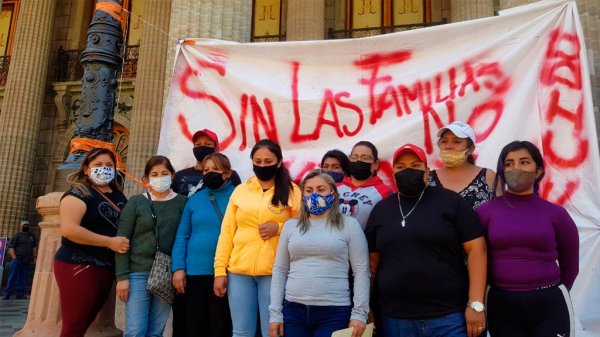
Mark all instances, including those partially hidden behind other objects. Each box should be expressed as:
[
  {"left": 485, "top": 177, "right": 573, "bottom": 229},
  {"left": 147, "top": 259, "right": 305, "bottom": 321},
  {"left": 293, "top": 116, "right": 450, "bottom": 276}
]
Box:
[{"left": 121, "top": 7, "right": 181, "bottom": 44}]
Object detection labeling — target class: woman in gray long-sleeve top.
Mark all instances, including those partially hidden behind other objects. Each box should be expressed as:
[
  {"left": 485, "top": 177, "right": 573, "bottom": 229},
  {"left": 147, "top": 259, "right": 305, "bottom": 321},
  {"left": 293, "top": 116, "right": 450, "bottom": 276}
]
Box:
[{"left": 269, "top": 169, "right": 370, "bottom": 337}]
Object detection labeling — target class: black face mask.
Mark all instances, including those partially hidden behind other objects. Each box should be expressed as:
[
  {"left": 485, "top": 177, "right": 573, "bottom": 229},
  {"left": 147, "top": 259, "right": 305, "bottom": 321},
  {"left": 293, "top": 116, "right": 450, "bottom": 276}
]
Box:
[
  {"left": 22, "top": 227, "right": 30, "bottom": 233},
  {"left": 349, "top": 161, "right": 373, "bottom": 181},
  {"left": 253, "top": 164, "right": 278, "bottom": 181},
  {"left": 193, "top": 146, "right": 215, "bottom": 162},
  {"left": 203, "top": 172, "right": 226, "bottom": 190},
  {"left": 394, "top": 168, "right": 426, "bottom": 196}
]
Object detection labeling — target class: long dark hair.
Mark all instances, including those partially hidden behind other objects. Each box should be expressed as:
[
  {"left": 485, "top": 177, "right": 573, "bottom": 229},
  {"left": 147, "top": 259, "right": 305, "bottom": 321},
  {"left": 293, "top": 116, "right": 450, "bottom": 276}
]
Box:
[
  {"left": 493, "top": 140, "right": 545, "bottom": 194},
  {"left": 251, "top": 139, "right": 294, "bottom": 206},
  {"left": 321, "top": 149, "right": 350, "bottom": 176},
  {"left": 66, "top": 147, "right": 124, "bottom": 196}
]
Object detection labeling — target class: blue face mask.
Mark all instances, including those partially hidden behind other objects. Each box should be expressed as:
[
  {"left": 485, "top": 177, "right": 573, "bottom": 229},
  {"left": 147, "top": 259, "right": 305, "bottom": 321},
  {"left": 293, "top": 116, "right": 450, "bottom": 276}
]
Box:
[
  {"left": 324, "top": 171, "right": 344, "bottom": 183},
  {"left": 303, "top": 193, "right": 335, "bottom": 216}
]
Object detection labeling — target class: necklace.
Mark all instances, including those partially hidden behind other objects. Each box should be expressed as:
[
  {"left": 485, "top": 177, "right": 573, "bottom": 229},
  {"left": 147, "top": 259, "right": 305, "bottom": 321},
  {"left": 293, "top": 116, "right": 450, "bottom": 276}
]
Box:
[{"left": 397, "top": 187, "right": 426, "bottom": 227}]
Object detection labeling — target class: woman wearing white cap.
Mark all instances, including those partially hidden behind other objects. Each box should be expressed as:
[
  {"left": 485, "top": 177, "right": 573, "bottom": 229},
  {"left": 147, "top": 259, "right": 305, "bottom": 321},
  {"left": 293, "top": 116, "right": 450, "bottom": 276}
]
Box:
[{"left": 428, "top": 121, "right": 498, "bottom": 210}]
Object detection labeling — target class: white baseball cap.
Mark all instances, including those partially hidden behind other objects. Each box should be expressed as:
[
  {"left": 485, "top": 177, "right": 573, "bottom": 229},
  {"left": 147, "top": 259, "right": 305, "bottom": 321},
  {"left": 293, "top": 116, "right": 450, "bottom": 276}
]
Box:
[{"left": 437, "top": 121, "right": 476, "bottom": 143}]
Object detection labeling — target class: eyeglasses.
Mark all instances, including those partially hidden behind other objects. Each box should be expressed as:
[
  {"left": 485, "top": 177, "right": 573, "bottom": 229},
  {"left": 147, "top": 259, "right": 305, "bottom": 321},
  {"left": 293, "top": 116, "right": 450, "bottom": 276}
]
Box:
[{"left": 349, "top": 154, "right": 375, "bottom": 162}]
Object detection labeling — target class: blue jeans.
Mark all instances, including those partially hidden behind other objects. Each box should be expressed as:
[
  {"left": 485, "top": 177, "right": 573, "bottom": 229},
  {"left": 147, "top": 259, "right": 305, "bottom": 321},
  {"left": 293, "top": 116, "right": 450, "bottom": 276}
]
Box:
[
  {"left": 124, "top": 271, "right": 172, "bottom": 337},
  {"left": 4, "top": 258, "right": 30, "bottom": 296},
  {"left": 227, "top": 273, "right": 271, "bottom": 337},
  {"left": 383, "top": 312, "right": 466, "bottom": 337},
  {"left": 282, "top": 300, "right": 351, "bottom": 337}
]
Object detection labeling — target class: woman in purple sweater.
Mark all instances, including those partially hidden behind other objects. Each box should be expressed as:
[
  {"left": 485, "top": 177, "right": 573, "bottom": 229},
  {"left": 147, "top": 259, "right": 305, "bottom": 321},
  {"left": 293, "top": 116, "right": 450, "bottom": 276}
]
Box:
[{"left": 477, "top": 141, "right": 579, "bottom": 337}]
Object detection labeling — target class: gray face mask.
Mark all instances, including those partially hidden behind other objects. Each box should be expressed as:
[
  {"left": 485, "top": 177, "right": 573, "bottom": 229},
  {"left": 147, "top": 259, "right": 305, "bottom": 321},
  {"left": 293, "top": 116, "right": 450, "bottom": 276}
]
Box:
[{"left": 504, "top": 169, "right": 537, "bottom": 193}]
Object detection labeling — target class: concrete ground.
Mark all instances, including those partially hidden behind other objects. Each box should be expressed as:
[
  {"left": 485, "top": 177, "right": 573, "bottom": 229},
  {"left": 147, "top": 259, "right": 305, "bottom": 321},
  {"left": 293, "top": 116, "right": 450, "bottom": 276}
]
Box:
[{"left": 0, "top": 296, "right": 28, "bottom": 337}]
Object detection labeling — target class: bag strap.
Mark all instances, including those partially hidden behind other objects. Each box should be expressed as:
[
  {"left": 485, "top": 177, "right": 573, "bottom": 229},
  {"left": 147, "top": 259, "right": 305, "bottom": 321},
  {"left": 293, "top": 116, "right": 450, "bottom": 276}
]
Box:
[
  {"left": 146, "top": 191, "right": 161, "bottom": 251},
  {"left": 91, "top": 186, "right": 122, "bottom": 212},
  {"left": 209, "top": 192, "right": 224, "bottom": 221}
]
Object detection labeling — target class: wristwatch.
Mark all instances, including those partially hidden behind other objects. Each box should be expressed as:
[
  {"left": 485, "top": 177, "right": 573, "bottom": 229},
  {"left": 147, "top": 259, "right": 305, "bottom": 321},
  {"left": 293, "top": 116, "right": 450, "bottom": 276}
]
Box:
[{"left": 468, "top": 301, "right": 486, "bottom": 313}]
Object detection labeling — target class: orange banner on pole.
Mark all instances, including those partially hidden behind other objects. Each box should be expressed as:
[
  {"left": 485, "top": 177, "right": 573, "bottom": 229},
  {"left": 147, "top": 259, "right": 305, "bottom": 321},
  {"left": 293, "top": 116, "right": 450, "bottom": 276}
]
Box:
[
  {"left": 69, "top": 137, "right": 148, "bottom": 189},
  {"left": 95, "top": 1, "right": 127, "bottom": 35}
]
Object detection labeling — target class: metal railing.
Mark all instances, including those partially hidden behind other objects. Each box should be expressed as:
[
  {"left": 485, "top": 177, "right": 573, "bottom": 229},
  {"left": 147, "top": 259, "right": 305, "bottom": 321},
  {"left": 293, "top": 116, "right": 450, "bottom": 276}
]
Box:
[
  {"left": 328, "top": 20, "right": 447, "bottom": 39},
  {"left": 55, "top": 45, "right": 140, "bottom": 82},
  {"left": 0, "top": 56, "right": 10, "bottom": 86},
  {"left": 252, "top": 35, "right": 287, "bottom": 42}
]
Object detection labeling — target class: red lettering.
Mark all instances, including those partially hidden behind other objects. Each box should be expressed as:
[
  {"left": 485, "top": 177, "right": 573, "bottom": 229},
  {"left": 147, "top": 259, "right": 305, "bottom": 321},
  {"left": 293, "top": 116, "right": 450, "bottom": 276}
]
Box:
[
  {"left": 458, "top": 62, "right": 480, "bottom": 97},
  {"left": 539, "top": 171, "right": 580, "bottom": 206},
  {"left": 545, "top": 90, "right": 584, "bottom": 131},
  {"left": 177, "top": 113, "right": 194, "bottom": 142},
  {"left": 542, "top": 130, "right": 588, "bottom": 168},
  {"left": 239, "top": 94, "right": 280, "bottom": 151},
  {"left": 179, "top": 63, "right": 236, "bottom": 149},
  {"left": 311, "top": 90, "right": 345, "bottom": 140},
  {"left": 540, "top": 29, "right": 582, "bottom": 90},
  {"left": 354, "top": 50, "right": 413, "bottom": 124},
  {"left": 334, "top": 92, "right": 364, "bottom": 137},
  {"left": 434, "top": 68, "right": 457, "bottom": 102},
  {"left": 467, "top": 100, "right": 503, "bottom": 142}
]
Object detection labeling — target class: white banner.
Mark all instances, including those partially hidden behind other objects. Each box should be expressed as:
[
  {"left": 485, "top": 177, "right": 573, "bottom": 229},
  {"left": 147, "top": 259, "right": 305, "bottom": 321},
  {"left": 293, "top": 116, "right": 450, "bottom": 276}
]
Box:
[{"left": 158, "top": 0, "right": 600, "bottom": 334}]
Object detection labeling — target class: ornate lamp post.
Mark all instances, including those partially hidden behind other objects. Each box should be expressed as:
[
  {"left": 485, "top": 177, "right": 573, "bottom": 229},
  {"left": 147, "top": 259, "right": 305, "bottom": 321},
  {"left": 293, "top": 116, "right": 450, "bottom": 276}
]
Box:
[
  {"left": 61, "top": 0, "right": 124, "bottom": 168},
  {"left": 16, "top": 2, "right": 126, "bottom": 336}
]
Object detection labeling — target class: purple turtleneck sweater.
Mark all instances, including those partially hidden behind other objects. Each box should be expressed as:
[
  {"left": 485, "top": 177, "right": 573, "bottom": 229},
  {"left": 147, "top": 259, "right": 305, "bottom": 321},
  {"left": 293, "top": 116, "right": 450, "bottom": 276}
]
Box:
[{"left": 476, "top": 192, "right": 579, "bottom": 291}]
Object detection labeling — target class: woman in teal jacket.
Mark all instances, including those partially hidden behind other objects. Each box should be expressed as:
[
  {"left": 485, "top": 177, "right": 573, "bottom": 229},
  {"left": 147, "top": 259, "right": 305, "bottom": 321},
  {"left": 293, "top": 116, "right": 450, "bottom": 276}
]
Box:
[{"left": 172, "top": 153, "right": 235, "bottom": 337}]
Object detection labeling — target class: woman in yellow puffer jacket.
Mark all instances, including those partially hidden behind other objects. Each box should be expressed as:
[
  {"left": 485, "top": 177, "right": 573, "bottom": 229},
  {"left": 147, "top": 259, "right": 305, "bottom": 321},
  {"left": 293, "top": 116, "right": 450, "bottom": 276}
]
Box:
[{"left": 214, "top": 139, "right": 301, "bottom": 337}]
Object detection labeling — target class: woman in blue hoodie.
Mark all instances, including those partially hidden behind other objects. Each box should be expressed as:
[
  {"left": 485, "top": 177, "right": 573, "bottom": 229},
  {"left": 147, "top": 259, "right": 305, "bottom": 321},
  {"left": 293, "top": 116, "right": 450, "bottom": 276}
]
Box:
[{"left": 172, "top": 153, "right": 235, "bottom": 337}]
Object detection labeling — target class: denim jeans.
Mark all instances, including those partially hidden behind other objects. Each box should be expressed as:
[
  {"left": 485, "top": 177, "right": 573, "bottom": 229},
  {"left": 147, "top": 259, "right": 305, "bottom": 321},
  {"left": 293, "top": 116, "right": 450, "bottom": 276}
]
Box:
[
  {"left": 4, "top": 258, "right": 30, "bottom": 296},
  {"left": 282, "top": 300, "right": 351, "bottom": 337},
  {"left": 383, "top": 312, "right": 466, "bottom": 337},
  {"left": 124, "top": 271, "right": 172, "bottom": 337},
  {"left": 227, "top": 273, "right": 271, "bottom": 337}
]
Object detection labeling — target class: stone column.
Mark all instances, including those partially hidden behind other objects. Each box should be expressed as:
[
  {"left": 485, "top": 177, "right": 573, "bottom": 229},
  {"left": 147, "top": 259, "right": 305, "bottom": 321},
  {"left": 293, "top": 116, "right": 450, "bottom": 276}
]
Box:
[
  {"left": 286, "top": 0, "right": 326, "bottom": 41},
  {"left": 125, "top": 0, "right": 173, "bottom": 196},
  {"left": 0, "top": 0, "right": 57, "bottom": 237},
  {"left": 15, "top": 193, "right": 120, "bottom": 337},
  {"left": 126, "top": 0, "right": 252, "bottom": 190},
  {"left": 451, "top": 0, "right": 494, "bottom": 23}
]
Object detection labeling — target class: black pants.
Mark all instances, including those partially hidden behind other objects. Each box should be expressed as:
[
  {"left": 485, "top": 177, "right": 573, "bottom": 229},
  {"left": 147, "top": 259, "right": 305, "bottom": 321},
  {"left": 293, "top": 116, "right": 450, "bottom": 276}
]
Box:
[
  {"left": 172, "top": 293, "right": 187, "bottom": 337},
  {"left": 487, "top": 285, "right": 573, "bottom": 337},
  {"left": 184, "top": 275, "right": 232, "bottom": 337}
]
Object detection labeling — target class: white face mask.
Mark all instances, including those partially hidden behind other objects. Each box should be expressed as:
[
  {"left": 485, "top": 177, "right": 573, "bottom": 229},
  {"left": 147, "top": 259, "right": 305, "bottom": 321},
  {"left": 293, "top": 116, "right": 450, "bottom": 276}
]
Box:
[
  {"left": 149, "top": 175, "right": 172, "bottom": 193},
  {"left": 89, "top": 167, "right": 115, "bottom": 186}
]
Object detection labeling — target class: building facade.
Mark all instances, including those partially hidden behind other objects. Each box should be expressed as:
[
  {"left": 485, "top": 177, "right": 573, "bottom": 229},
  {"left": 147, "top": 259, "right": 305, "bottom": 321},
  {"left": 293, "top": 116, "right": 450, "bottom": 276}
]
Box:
[{"left": 0, "top": 0, "right": 598, "bottom": 236}]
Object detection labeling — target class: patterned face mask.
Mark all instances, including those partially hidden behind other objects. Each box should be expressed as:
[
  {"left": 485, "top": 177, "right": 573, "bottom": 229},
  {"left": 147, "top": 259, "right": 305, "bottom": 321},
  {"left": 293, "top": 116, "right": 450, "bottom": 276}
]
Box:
[
  {"left": 439, "top": 149, "right": 469, "bottom": 167},
  {"left": 89, "top": 166, "right": 115, "bottom": 186},
  {"left": 303, "top": 193, "right": 335, "bottom": 216}
]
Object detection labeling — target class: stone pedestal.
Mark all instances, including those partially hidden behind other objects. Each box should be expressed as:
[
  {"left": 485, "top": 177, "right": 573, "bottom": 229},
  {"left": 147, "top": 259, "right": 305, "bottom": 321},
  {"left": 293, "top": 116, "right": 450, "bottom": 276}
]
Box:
[{"left": 14, "top": 192, "right": 121, "bottom": 337}]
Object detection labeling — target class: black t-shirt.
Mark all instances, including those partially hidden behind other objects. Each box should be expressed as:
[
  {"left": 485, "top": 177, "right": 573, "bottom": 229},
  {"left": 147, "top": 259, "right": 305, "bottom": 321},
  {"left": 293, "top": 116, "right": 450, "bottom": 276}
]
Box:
[
  {"left": 54, "top": 187, "right": 127, "bottom": 268},
  {"left": 365, "top": 186, "right": 484, "bottom": 319},
  {"left": 9, "top": 232, "right": 36, "bottom": 263},
  {"left": 171, "top": 167, "right": 242, "bottom": 196}
]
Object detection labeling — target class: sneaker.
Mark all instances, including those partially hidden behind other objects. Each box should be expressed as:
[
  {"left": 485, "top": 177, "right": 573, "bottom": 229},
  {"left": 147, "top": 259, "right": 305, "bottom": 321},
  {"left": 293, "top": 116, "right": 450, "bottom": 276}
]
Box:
[
  {"left": 16, "top": 295, "right": 27, "bottom": 299},
  {"left": 1, "top": 295, "right": 10, "bottom": 300}
]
